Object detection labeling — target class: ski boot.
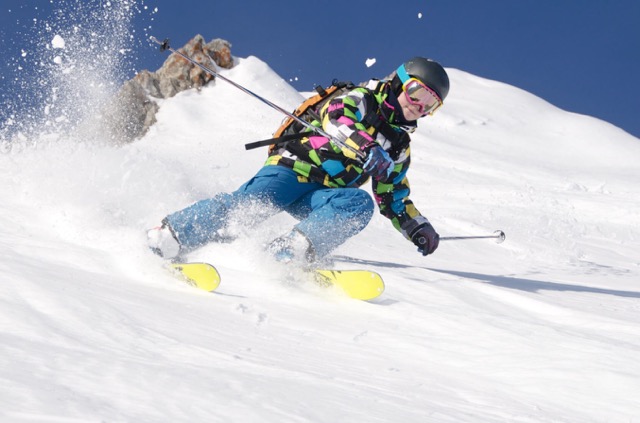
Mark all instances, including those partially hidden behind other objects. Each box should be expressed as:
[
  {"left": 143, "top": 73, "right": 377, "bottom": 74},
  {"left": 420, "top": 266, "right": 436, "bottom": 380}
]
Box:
[
  {"left": 147, "top": 220, "right": 181, "bottom": 259},
  {"left": 267, "top": 229, "right": 316, "bottom": 265}
]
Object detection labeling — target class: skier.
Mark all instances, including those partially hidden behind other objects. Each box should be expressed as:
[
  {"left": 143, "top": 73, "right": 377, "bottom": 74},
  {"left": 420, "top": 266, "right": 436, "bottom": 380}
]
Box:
[{"left": 148, "top": 57, "right": 450, "bottom": 263}]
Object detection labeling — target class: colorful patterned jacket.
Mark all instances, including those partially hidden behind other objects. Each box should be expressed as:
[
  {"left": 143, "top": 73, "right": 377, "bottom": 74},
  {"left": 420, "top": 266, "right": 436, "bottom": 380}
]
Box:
[{"left": 265, "top": 79, "right": 431, "bottom": 240}]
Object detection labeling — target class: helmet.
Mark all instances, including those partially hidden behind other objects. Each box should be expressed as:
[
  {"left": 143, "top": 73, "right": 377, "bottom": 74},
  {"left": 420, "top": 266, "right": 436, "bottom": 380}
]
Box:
[{"left": 393, "top": 57, "right": 450, "bottom": 101}]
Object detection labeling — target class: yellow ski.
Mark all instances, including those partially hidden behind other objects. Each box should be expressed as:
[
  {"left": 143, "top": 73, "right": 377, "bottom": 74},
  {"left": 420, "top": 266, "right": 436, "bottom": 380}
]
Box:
[
  {"left": 313, "top": 269, "right": 385, "bottom": 300},
  {"left": 168, "top": 262, "right": 383, "bottom": 300},
  {"left": 170, "top": 262, "right": 221, "bottom": 292}
]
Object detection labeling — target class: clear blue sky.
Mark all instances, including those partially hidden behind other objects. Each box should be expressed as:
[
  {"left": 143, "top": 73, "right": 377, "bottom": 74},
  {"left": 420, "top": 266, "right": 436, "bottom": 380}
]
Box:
[{"left": 2, "top": 0, "right": 639, "bottom": 138}]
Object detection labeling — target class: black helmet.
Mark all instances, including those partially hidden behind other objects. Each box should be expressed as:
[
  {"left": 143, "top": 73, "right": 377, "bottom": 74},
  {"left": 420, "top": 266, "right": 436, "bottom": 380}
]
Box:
[{"left": 393, "top": 57, "right": 450, "bottom": 101}]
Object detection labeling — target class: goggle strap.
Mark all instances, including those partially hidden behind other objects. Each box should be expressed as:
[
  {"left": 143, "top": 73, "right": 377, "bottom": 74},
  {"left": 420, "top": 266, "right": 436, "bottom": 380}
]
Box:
[{"left": 396, "top": 65, "right": 411, "bottom": 84}]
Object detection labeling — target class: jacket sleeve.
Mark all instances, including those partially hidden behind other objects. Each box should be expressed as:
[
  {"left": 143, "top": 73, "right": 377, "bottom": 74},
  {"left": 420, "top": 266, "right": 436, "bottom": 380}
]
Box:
[
  {"left": 319, "top": 87, "right": 378, "bottom": 160},
  {"left": 371, "top": 148, "right": 431, "bottom": 240}
]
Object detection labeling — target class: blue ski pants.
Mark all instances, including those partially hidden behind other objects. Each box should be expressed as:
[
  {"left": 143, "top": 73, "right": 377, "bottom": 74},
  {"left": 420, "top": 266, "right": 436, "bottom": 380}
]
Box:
[{"left": 164, "top": 166, "right": 374, "bottom": 258}]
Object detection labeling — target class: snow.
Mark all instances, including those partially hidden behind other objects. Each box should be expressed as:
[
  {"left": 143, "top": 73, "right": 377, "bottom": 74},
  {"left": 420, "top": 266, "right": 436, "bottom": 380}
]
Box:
[
  {"left": 51, "top": 34, "right": 65, "bottom": 49},
  {"left": 1, "top": 55, "right": 640, "bottom": 422}
]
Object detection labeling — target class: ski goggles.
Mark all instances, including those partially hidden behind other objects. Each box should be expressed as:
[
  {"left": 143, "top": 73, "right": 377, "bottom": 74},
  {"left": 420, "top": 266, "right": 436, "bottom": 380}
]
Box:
[{"left": 402, "top": 78, "right": 442, "bottom": 116}]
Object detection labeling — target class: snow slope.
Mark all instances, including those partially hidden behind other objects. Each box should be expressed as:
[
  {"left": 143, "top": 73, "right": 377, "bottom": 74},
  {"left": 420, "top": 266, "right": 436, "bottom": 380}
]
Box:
[{"left": 1, "top": 55, "right": 640, "bottom": 422}]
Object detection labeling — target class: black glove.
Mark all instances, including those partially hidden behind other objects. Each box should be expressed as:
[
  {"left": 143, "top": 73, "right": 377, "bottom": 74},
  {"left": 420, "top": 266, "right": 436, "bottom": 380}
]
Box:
[{"left": 410, "top": 223, "right": 440, "bottom": 256}]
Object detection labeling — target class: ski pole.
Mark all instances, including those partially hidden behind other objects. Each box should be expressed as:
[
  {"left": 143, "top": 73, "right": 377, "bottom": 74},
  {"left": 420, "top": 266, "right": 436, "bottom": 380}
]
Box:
[
  {"left": 440, "top": 230, "right": 506, "bottom": 244},
  {"left": 149, "top": 36, "right": 366, "bottom": 160}
]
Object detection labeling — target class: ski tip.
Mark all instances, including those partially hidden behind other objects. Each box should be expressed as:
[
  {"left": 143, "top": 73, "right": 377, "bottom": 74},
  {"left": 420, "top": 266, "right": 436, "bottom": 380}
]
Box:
[
  {"left": 170, "top": 262, "right": 221, "bottom": 292},
  {"left": 314, "top": 269, "right": 385, "bottom": 301}
]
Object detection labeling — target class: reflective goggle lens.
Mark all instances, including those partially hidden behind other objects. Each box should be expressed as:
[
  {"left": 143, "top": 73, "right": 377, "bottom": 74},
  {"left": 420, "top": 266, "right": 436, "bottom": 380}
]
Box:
[{"left": 403, "top": 78, "right": 442, "bottom": 115}]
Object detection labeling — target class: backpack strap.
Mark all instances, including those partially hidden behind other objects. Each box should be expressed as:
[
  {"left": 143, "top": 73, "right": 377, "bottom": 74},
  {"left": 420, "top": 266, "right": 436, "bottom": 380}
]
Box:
[{"left": 244, "top": 132, "right": 310, "bottom": 151}]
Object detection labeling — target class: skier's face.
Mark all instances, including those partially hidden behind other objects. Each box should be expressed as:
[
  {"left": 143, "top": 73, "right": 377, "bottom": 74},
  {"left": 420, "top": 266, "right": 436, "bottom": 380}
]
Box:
[{"left": 397, "top": 89, "right": 427, "bottom": 121}]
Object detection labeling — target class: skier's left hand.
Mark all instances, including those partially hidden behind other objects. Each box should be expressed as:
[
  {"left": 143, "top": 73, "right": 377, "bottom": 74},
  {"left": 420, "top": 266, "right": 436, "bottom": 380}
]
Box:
[
  {"left": 411, "top": 223, "right": 440, "bottom": 256},
  {"left": 363, "top": 146, "right": 394, "bottom": 180}
]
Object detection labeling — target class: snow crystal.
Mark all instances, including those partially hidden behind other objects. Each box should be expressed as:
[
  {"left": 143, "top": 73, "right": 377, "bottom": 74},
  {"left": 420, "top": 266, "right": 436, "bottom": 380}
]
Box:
[
  {"left": 365, "top": 58, "right": 376, "bottom": 68},
  {"left": 52, "top": 34, "right": 65, "bottom": 49},
  {"left": 418, "top": 12, "right": 423, "bottom": 19}
]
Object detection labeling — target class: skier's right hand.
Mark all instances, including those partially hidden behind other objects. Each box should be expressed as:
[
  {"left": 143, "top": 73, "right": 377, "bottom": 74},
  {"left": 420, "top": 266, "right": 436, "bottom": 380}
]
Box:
[
  {"left": 411, "top": 222, "right": 440, "bottom": 256},
  {"left": 363, "top": 146, "right": 394, "bottom": 180}
]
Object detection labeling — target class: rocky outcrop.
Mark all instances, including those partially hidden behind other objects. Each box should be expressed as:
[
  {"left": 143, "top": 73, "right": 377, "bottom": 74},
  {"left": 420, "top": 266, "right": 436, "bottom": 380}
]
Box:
[
  {"left": 97, "top": 78, "right": 159, "bottom": 143},
  {"left": 101, "top": 35, "right": 233, "bottom": 143},
  {"left": 135, "top": 36, "right": 233, "bottom": 99}
]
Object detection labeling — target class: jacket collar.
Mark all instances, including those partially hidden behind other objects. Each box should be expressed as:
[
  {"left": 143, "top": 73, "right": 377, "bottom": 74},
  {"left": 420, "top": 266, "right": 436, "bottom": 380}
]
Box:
[{"left": 367, "top": 80, "right": 418, "bottom": 133}]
